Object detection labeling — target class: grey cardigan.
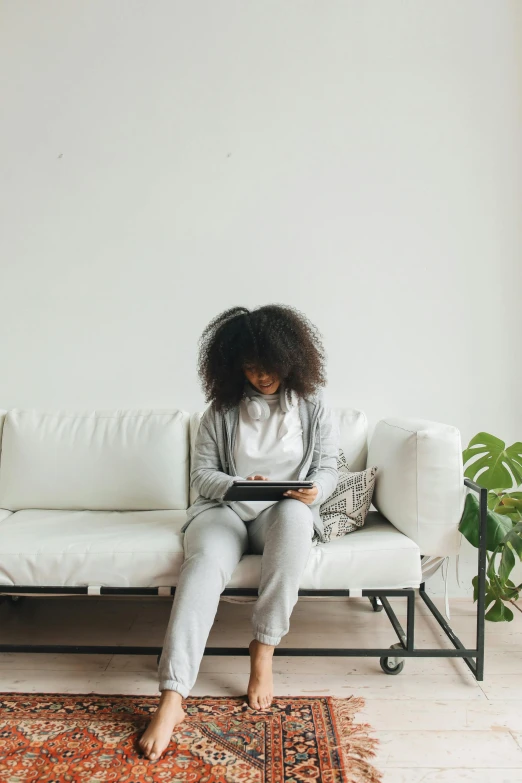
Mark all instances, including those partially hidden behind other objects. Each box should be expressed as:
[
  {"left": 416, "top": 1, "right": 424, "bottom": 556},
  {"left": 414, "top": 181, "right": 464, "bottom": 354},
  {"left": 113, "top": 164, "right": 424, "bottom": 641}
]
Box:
[{"left": 181, "top": 387, "right": 340, "bottom": 542}]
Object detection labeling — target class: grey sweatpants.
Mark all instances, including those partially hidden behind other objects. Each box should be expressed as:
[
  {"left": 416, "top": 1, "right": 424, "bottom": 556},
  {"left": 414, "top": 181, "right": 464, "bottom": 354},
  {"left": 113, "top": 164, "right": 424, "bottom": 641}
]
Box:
[{"left": 157, "top": 497, "right": 314, "bottom": 697}]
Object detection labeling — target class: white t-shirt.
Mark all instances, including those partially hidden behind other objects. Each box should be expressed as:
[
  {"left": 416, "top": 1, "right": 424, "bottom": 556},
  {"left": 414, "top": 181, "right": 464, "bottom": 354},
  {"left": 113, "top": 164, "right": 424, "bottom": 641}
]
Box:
[{"left": 232, "top": 389, "right": 304, "bottom": 521}]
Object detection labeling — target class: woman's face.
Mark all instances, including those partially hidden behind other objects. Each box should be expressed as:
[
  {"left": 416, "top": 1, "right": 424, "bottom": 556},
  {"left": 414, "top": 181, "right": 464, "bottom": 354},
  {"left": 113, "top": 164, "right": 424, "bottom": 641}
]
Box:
[{"left": 242, "top": 363, "right": 281, "bottom": 395}]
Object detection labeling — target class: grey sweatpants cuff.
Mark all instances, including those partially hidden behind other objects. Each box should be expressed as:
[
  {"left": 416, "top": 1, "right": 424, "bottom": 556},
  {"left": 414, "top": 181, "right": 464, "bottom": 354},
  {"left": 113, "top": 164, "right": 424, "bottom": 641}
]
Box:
[
  {"left": 253, "top": 628, "right": 282, "bottom": 646},
  {"left": 159, "top": 679, "right": 189, "bottom": 698}
]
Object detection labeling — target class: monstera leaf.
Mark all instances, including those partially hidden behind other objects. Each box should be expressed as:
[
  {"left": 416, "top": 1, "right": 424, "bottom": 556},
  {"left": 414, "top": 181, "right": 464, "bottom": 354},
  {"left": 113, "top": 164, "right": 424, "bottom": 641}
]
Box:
[
  {"left": 459, "top": 492, "right": 512, "bottom": 551},
  {"left": 463, "top": 433, "right": 522, "bottom": 490},
  {"left": 501, "top": 521, "right": 522, "bottom": 560},
  {"left": 489, "top": 491, "right": 522, "bottom": 522},
  {"left": 485, "top": 598, "right": 514, "bottom": 622}
]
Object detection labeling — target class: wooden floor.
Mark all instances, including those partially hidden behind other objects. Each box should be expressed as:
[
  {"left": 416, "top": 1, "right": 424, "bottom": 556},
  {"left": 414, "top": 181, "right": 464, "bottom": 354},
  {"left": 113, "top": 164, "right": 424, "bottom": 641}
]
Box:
[{"left": 1, "top": 593, "right": 521, "bottom": 782}]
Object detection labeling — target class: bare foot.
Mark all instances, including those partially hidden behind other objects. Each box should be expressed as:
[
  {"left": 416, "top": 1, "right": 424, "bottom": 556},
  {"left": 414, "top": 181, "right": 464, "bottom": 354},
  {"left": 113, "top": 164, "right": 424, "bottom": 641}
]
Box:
[
  {"left": 248, "top": 639, "right": 274, "bottom": 710},
  {"left": 139, "top": 689, "right": 186, "bottom": 761}
]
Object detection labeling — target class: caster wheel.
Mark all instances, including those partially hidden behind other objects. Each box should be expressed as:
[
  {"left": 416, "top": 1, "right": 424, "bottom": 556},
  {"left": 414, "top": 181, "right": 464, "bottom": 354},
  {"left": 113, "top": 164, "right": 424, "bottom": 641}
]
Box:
[
  {"left": 380, "top": 644, "right": 405, "bottom": 675},
  {"left": 380, "top": 656, "right": 405, "bottom": 675},
  {"left": 370, "top": 596, "right": 383, "bottom": 612}
]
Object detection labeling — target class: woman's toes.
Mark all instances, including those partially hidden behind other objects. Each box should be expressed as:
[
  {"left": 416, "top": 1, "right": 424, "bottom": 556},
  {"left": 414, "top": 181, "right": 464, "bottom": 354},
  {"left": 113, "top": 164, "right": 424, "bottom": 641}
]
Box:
[
  {"left": 248, "top": 691, "right": 273, "bottom": 711},
  {"left": 139, "top": 739, "right": 152, "bottom": 757},
  {"left": 141, "top": 738, "right": 161, "bottom": 761}
]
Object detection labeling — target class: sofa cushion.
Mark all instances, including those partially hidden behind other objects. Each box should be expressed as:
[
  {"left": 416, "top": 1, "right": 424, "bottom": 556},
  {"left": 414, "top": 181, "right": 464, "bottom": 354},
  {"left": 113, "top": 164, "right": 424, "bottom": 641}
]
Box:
[
  {"left": 318, "top": 448, "right": 378, "bottom": 542},
  {"left": 0, "top": 409, "right": 190, "bottom": 511},
  {"left": 0, "top": 509, "right": 187, "bottom": 587},
  {"left": 231, "top": 513, "right": 421, "bottom": 590},
  {"left": 367, "top": 417, "right": 465, "bottom": 556},
  {"left": 333, "top": 407, "right": 368, "bottom": 472},
  {"left": 0, "top": 509, "right": 421, "bottom": 590},
  {"left": 0, "top": 410, "right": 6, "bottom": 448},
  {"left": 189, "top": 413, "right": 204, "bottom": 507}
]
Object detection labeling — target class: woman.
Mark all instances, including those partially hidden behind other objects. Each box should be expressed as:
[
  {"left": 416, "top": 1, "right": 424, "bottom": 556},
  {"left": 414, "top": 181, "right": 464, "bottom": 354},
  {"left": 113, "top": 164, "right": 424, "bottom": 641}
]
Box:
[{"left": 139, "top": 304, "right": 340, "bottom": 761}]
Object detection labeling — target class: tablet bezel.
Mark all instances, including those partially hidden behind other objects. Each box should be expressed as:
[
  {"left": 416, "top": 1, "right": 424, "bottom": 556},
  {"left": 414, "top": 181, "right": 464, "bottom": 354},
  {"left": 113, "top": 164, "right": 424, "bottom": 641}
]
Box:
[{"left": 223, "top": 479, "right": 314, "bottom": 501}]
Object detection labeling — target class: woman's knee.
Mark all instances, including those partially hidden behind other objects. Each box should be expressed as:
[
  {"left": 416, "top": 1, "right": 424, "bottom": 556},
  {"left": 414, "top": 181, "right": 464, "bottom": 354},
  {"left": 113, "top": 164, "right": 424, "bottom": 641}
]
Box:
[
  {"left": 183, "top": 505, "right": 248, "bottom": 561},
  {"left": 278, "top": 498, "right": 314, "bottom": 526},
  {"left": 259, "top": 499, "right": 314, "bottom": 545}
]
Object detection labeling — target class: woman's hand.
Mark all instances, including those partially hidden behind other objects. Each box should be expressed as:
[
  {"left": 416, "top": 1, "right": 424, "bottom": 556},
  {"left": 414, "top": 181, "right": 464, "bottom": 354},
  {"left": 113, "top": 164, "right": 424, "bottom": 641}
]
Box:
[
  {"left": 246, "top": 475, "right": 319, "bottom": 505},
  {"left": 283, "top": 484, "right": 319, "bottom": 505}
]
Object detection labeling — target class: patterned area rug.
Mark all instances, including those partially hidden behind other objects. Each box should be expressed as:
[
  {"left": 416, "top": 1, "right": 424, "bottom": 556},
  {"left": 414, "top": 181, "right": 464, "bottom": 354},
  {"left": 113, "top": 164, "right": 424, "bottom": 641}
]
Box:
[{"left": 0, "top": 692, "right": 382, "bottom": 782}]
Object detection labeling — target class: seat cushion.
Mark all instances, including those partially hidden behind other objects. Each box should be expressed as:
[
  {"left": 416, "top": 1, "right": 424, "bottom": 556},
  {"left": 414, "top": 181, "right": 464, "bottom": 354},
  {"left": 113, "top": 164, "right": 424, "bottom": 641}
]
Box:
[
  {"left": 0, "top": 509, "right": 420, "bottom": 590},
  {"left": 0, "top": 509, "right": 187, "bottom": 588},
  {"left": 229, "top": 512, "right": 421, "bottom": 590},
  {"left": 0, "top": 409, "right": 190, "bottom": 511}
]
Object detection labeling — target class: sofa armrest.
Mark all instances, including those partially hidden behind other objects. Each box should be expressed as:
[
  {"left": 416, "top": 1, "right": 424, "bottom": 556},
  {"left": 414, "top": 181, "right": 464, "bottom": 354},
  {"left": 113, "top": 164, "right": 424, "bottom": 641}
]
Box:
[{"left": 367, "top": 417, "right": 465, "bottom": 557}]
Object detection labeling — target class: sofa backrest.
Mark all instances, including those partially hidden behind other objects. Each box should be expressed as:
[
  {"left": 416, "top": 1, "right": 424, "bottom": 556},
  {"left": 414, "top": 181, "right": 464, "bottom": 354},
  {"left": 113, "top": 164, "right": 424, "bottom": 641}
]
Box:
[
  {"left": 0, "top": 409, "right": 190, "bottom": 511},
  {"left": 333, "top": 407, "right": 368, "bottom": 471},
  {"left": 0, "top": 410, "right": 6, "bottom": 511},
  {"left": 0, "top": 410, "right": 6, "bottom": 455},
  {"left": 0, "top": 404, "right": 368, "bottom": 512},
  {"left": 188, "top": 406, "right": 368, "bottom": 506},
  {"left": 189, "top": 413, "right": 204, "bottom": 506}
]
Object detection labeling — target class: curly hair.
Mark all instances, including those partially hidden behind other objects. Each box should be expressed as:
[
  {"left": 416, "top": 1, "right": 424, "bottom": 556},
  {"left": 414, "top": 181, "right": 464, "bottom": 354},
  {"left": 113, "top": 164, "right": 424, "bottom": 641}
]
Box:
[{"left": 196, "top": 303, "right": 327, "bottom": 412}]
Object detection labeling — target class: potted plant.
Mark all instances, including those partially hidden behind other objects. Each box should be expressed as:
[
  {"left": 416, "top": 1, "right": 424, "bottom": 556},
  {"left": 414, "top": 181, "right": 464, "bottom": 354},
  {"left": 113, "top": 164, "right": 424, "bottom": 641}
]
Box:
[{"left": 458, "top": 433, "right": 522, "bottom": 621}]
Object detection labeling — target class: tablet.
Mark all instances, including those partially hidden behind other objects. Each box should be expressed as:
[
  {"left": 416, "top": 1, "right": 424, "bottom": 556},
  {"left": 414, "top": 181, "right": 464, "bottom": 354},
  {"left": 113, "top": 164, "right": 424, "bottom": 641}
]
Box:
[{"left": 223, "top": 480, "right": 314, "bottom": 502}]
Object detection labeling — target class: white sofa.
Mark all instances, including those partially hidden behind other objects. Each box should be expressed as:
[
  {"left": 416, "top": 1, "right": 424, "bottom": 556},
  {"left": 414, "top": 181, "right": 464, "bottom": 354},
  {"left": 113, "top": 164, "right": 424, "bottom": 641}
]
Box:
[{"left": 0, "top": 406, "right": 465, "bottom": 594}]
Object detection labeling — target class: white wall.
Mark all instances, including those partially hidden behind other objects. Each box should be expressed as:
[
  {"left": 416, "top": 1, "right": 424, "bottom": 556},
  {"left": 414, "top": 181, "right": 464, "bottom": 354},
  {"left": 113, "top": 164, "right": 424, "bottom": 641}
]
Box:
[{"left": 1, "top": 1, "right": 521, "bottom": 596}]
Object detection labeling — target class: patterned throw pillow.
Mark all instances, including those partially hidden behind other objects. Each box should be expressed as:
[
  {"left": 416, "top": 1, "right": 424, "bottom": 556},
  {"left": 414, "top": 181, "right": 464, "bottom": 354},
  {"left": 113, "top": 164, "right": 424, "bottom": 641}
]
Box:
[{"left": 316, "top": 448, "right": 378, "bottom": 543}]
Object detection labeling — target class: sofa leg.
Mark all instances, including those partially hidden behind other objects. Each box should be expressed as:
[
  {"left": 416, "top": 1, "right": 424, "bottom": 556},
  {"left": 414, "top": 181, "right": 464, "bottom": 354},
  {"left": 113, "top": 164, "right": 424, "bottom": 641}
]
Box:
[{"left": 369, "top": 596, "right": 383, "bottom": 612}]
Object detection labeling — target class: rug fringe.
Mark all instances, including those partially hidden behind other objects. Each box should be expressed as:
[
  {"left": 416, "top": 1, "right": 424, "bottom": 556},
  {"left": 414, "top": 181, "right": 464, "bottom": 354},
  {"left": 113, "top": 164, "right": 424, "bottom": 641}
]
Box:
[{"left": 324, "top": 696, "right": 383, "bottom": 783}]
